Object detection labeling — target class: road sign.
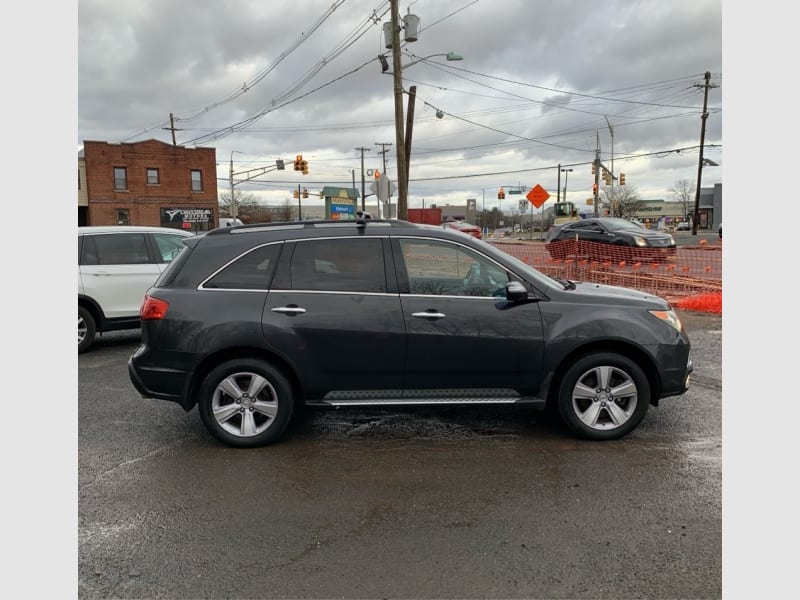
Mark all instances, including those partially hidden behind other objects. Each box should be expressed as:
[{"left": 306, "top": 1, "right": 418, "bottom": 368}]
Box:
[
  {"left": 375, "top": 173, "right": 396, "bottom": 202},
  {"left": 526, "top": 184, "right": 550, "bottom": 209},
  {"left": 519, "top": 199, "right": 528, "bottom": 212}
]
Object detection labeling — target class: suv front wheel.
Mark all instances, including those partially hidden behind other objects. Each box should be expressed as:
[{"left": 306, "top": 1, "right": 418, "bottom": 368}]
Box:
[
  {"left": 78, "top": 306, "right": 97, "bottom": 354},
  {"left": 198, "top": 359, "right": 295, "bottom": 448},
  {"left": 557, "top": 352, "right": 650, "bottom": 440}
]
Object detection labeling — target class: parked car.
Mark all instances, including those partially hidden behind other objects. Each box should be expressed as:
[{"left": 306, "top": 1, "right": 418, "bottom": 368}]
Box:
[
  {"left": 675, "top": 222, "right": 691, "bottom": 231},
  {"left": 128, "top": 217, "right": 693, "bottom": 448},
  {"left": 78, "top": 225, "right": 195, "bottom": 353},
  {"left": 545, "top": 217, "right": 677, "bottom": 261},
  {"left": 442, "top": 220, "right": 482, "bottom": 239}
]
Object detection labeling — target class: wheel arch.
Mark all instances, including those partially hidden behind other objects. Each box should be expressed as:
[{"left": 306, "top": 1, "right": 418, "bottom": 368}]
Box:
[
  {"left": 545, "top": 340, "right": 662, "bottom": 409},
  {"left": 185, "top": 347, "right": 304, "bottom": 412},
  {"left": 78, "top": 295, "right": 106, "bottom": 332}
]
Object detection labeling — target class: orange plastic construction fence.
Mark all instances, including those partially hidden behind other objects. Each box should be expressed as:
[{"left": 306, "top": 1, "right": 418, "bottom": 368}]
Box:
[{"left": 489, "top": 238, "right": 722, "bottom": 313}]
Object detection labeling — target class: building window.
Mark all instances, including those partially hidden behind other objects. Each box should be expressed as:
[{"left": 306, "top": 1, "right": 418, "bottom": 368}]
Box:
[
  {"left": 117, "top": 209, "right": 130, "bottom": 225},
  {"left": 114, "top": 167, "right": 127, "bottom": 190},
  {"left": 146, "top": 168, "right": 160, "bottom": 185},
  {"left": 191, "top": 170, "right": 203, "bottom": 192}
]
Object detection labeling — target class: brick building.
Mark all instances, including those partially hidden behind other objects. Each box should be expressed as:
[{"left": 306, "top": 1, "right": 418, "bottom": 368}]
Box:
[{"left": 79, "top": 139, "right": 219, "bottom": 232}]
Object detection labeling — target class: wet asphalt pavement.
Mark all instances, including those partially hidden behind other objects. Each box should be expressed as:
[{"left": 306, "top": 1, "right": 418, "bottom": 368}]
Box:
[{"left": 78, "top": 309, "right": 721, "bottom": 599}]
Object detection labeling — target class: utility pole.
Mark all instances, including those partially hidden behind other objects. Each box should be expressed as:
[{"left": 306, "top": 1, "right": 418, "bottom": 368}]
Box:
[
  {"left": 605, "top": 116, "right": 614, "bottom": 213},
  {"left": 163, "top": 113, "right": 182, "bottom": 146},
  {"left": 390, "top": 0, "right": 408, "bottom": 220},
  {"left": 355, "top": 146, "right": 371, "bottom": 212},
  {"left": 692, "top": 71, "right": 718, "bottom": 235},
  {"left": 375, "top": 142, "right": 391, "bottom": 174},
  {"left": 404, "top": 85, "right": 417, "bottom": 187}
]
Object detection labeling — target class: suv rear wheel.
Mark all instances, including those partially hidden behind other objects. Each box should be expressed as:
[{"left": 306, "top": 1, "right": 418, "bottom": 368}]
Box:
[
  {"left": 78, "top": 306, "right": 96, "bottom": 354},
  {"left": 198, "top": 359, "right": 295, "bottom": 448},
  {"left": 557, "top": 352, "right": 650, "bottom": 440}
]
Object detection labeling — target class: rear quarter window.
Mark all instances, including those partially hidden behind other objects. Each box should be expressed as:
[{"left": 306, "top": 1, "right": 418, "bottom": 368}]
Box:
[{"left": 202, "top": 243, "right": 283, "bottom": 290}]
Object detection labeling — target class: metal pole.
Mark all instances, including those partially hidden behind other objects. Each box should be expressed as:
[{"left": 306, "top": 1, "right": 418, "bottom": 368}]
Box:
[
  {"left": 298, "top": 184, "right": 302, "bottom": 220},
  {"left": 482, "top": 189, "right": 485, "bottom": 233},
  {"left": 229, "top": 154, "right": 236, "bottom": 220},
  {"left": 593, "top": 132, "right": 601, "bottom": 217},
  {"left": 557, "top": 163, "right": 561, "bottom": 205}
]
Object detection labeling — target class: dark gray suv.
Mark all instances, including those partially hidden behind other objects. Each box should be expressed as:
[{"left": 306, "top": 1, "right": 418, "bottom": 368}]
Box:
[{"left": 128, "top": 216, "right": 692, "bottom": 447}]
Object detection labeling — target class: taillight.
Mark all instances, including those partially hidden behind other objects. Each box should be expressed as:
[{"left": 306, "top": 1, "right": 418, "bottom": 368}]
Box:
[{"left": 140, "top": 295, "right": 169, "bottom": 321}]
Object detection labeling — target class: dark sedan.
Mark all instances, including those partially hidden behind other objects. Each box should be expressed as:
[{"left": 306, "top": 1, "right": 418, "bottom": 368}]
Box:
[{"left": 546, "top": 217, "right": 677, "bottom": 262}]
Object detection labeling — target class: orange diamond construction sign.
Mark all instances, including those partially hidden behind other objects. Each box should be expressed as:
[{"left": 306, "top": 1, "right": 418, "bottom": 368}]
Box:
[{"left": 526, "top": 184, "right": 550, "bottom": 209}]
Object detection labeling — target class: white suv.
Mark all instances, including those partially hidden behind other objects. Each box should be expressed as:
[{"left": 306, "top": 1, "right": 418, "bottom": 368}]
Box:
[{"left": 78, "top": 226, "right": 194, "bottom": 353}]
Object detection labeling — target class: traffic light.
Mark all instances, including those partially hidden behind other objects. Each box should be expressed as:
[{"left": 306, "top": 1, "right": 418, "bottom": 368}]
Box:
[
  {"left": 591, "top": 162, "right": 596, "bottom": 175},
  {"left": 301, "top": 159, "right": 309, "bottom": 175},
  {"left": 592, "top": 183, "right": 598, "bottom": 194},
  {"left": 293, "top": 154, "right": 302, "bottom": 171},
  {"left": 302, "top": 188, "right": 309, "bottom": 198},
  {"left": 292, "top": 189, "right": 299, "bottom": 198},
  {"left": 619, "top": 173, "right": 626, "bottom": 185},
  {"left": 498, "top": 186, "right": 505, "bottom": 200},
  {"left": 276, "top": 159, "right": 285, "bottom": 170}
]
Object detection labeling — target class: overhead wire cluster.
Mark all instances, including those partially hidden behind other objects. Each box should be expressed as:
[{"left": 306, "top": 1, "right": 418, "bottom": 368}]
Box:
[{"left": 114, "top": 0, "right": 720, "bottom": 192}]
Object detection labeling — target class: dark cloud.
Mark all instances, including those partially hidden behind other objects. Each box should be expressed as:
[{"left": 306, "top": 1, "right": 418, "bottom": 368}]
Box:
[{"left": 79, "top": 0, "right": 722, "bottom": 208}]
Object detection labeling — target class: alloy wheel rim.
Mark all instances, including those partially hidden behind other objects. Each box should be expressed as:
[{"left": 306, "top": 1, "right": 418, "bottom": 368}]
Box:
[
  {"left": 211, "top": 371, "right": 280, "bottom": 437},
  {"left": 571, "top": 365, "right": 638, "bottom": 430}
]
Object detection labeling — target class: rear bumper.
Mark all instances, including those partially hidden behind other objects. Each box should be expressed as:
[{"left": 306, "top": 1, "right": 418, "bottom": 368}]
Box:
[{"left": 128, "top": 353, "right": 195, "bottom": 411}]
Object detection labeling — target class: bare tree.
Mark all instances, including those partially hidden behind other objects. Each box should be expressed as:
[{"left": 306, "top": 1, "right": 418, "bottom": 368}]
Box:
[
  {"left": 218, "top": 190, "right": 268, "bottom": 224},
  {"left": 601, "top": 185, "right": 643, "bottom": 218},
  {"left": 670, "top": 179, "right": 695, "bottom": 219},
  {"left": 274, "top": 199, "right": 296, "bottom": 222}
]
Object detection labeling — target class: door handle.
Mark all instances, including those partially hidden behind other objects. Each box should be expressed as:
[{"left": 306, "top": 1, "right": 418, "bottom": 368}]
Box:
[
  {"left": 271, "top": 306, "right": 307, "bottom": 315},
  {"left": 411, "top": 311, "right": 446, "bottom": 319}
]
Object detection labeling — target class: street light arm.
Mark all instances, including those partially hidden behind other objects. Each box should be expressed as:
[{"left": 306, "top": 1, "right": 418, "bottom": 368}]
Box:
[
  {"left": 231, "top": 164, "right": 282, "bottom": 180},
  {"left": 382, "top": 51, "right": 463, "bottom": 73}
]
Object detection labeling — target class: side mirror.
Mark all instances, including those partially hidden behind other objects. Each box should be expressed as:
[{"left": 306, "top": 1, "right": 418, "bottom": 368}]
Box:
[{"left": 505, "top": 281, "right": 528, "bottom": 302}]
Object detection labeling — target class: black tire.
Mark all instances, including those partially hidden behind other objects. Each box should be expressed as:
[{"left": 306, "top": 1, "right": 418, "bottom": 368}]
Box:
[
  {"left": 78, "top": 305, "right": 96, "bottom": 354},
  {"left": 198, "top": 359, "right": 295, "bottom": 448},
  {"left": 557, "top": 352, "right": 650, "bottom": 441}
]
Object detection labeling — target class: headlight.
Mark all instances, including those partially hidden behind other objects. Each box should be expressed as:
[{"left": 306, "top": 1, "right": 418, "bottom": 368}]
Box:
[
  {"left": 631, "top": 235, "right": 647, "bottom": 247},
  {"left": 667, "top": 235, "right": 675, "bottom": 244},
  {"left": 648, "top": 309, "right": 682, "bottom": 332}
]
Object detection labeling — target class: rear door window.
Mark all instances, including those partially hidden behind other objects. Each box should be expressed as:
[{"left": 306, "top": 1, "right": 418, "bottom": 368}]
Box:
[
  {"left": 81, "top": 233, "right": 151, "bottom": 265},
  {"left": 287, "top": 238, "right": 387, "bottom": 293}
]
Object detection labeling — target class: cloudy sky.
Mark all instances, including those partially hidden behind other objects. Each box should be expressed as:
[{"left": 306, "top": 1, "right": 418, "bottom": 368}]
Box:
[{"left": 77, "top": 0, "right": 722, "bottom": 214}]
